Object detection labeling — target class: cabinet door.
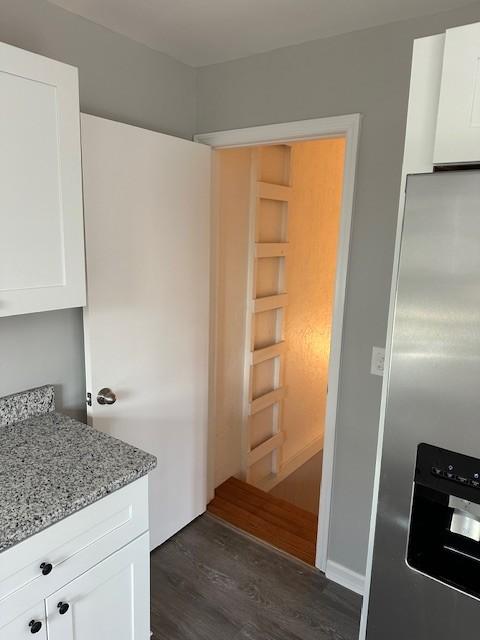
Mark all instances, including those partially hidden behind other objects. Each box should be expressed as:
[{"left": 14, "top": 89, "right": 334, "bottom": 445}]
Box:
[
  {"left": 434, "top": 22, "right": 480, "bottom": 164},
  {"left": 0, "top": 41, "right": 85, "bottom": 317},
  {"left": 0, "top": 600, "right": 46, "bottom": 640},
  {"left": 46, "top": 533, "right": 150, "bottom": 640}
]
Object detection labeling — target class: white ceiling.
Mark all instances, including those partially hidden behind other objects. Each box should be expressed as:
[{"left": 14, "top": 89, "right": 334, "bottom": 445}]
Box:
[{"left": 49, "top": 0, "right": 474, "bottom": 67}]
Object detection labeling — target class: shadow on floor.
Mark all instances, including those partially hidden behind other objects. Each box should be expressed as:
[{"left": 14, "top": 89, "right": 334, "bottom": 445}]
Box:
[{"left": 150, "top": 513, "right": 362, "bottom": 640}]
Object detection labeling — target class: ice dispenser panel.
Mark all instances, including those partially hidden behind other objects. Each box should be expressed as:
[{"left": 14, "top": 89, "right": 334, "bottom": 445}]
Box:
[{"left": 407, "top": 444, "right": 480, "bottom": 598}]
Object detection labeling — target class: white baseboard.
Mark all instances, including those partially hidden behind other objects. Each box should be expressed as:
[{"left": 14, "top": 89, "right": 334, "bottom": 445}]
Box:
[{"left": 325, "top": 560, "right": 365, "bottom": 596}]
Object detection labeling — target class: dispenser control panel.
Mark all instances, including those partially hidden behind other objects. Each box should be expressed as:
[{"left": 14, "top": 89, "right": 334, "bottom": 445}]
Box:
[
  {"left": 431, "top": 466, "right": 480, "bottom": 488},
  {"left": 416, "top": 443, "right": 480, "bottom": 500}
]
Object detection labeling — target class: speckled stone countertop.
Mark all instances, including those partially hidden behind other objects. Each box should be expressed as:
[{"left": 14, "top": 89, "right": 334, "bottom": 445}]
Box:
[{"left": 0, "top": 386, "right": 156, "bottom": 553}]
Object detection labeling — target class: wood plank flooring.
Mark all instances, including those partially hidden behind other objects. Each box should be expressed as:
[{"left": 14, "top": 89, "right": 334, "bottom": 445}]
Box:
[
  {"left": 207, "top": 476, "right": 318, "bottom": 565},
  {"left": 150, "top": 513, "right": 362, "bottom": 640}
]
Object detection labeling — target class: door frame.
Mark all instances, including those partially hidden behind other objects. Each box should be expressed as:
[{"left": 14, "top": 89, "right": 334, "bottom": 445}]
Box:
[{"left": 195, "top": 113, "right": 361, "bottom": 572}]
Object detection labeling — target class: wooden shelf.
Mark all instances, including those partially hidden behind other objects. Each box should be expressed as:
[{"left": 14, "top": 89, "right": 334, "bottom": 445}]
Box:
[
  {"left": 257, "top": 181, "right": 292, "bottom": 202},
  {"left": 250, "top": 387, "right": 286, "bottom": 415},
  {"left": 248, "top": 432, "right": 285, "bottom": 466},
  {"left": 252, "top": 341, "right": 286, "bottom": 365},
  {"left": 255, "top": 242, "right": 289, "bottom": 258},
  {"left": 254, "top": 293, "right": 288, "bottom": 313}
]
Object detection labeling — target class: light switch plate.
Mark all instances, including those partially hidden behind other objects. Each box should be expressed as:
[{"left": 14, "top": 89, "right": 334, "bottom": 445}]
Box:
[{"left": 371, "top": 347, "right": 385, "bottom": 376}]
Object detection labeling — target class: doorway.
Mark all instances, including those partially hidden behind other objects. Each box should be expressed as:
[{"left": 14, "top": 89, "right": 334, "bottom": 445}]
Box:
[{"left": 196, "top": 115, "right": 360, "bottom": 571}]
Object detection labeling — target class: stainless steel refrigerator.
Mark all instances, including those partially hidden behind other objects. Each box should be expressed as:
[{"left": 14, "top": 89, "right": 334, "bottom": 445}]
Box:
[{"left": 366, "top": 170, "right": 480, "bottom": 638}]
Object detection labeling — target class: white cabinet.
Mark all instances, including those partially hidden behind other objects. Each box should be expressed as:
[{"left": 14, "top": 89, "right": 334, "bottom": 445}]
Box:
[
  {"left": 46, "top": 534, "right": 150, "bottom": 640},
  {"left": 0, "top": 600, "right": 47, "bottom": 640},
  {"left": 0, "top": 478, "right": 150, "bottom": 640},
  {"left": 434, "top": 22, "right": 480, "bottom": 164},
  {"left": 0, "top": 42, "right": 86, "bottom": 317}
]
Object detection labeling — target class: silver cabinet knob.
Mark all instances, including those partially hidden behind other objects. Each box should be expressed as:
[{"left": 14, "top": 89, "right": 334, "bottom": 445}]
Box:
[{"left": 96, "top": 388, "right": 117, "bottom": 405}]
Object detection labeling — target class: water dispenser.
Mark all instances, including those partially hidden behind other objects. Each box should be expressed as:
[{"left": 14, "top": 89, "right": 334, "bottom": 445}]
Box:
[{"left": 407, "top": 444, "right": 480, "bottom": 598}]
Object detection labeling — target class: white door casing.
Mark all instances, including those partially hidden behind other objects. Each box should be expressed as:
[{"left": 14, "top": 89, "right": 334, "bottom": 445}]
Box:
[
  {"left": 195, "top": 114, "right": 360, "bottom": 574},
  {"left": 81, "top": 114, "right": 211, "bottom": 550},
  {"left": 0, "top": 41, "right": 85, "bottom": 317}
]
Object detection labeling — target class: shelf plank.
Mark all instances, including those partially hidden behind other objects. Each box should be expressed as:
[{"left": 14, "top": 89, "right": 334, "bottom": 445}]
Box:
[
  {"left": 248, "top": 432, "right": 285, "bottom": 466},
  {"left": 255, "top": 243, "right": 289, "bottom": 258},
  {"left": 252, "top": 341, "right": 286, "bottom": 365},
  {"left": 250, "top": 387, "right": 286, "bottom": 415},
  {"left": 257, "top": 181, "right": 292, "bottom": 202},
  {"left": 254, "top": 293, "right": 288, "bottom": 313}
]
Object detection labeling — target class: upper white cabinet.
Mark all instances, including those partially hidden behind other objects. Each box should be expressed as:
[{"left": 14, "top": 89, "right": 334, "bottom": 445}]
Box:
[
  {"left": 434, "top": 22, "right": 480, "bottom": 165},
  {"left": 0, "top": 42, "right": 85, "bottom": 317}
]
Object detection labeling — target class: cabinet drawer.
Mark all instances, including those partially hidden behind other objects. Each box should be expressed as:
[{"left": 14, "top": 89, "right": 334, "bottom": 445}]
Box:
[{"left": 0, "top": 476, "right": 148, "bottom": 602}]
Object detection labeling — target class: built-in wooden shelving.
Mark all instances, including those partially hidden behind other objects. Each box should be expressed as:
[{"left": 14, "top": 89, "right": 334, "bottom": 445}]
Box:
[{"left": 242, "top": 144, "right": 294, "bottom": 484}]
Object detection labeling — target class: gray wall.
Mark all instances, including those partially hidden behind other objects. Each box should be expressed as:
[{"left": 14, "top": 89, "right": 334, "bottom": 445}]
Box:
[
  {"left": 196, "top": 2, "right": 480, "bottom": 576},
  {"left": 0, "top": 310, "right": 86, "bottom": 421},
  {"left": 4, "top": 0, "right": 480, "bottom": 578},
  {"left": 0, "top": 0, "right": 196, "bottom": 417}
]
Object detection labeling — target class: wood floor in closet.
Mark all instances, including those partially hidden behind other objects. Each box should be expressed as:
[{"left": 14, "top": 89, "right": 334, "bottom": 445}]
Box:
[{"left": 207, "top": 476, "right": 318, "bottom": 565}]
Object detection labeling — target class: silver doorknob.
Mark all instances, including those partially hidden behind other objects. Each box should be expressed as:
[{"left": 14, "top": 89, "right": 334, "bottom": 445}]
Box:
[{"left": 96, "top": 388, "right": 117, "bottom": 405}]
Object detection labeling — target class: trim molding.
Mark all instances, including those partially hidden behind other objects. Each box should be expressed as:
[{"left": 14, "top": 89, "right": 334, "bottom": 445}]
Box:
[
  {"left": 195, "top": 113, "right": 361, "bottom": 574},
  {"left": 194, "top": 114, "right": 360, "bottom": 148},
  {"left": 326, "top": 560, "right": 365, "bottom": 596}
]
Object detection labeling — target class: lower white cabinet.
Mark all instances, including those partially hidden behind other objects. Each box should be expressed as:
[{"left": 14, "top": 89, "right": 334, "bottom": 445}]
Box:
[
  {"left": 46, "top": 534, "right": 150, "bottom": 640},
  {"left": 0, "top": 601, "right": 47, "bottom": 640},
  {"left": 0, "top": 478, "right": 151, "bottom": 640}
]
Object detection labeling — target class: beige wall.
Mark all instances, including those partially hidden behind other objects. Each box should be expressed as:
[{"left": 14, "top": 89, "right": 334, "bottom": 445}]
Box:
[{"left": 282, "top": 138, "right": 345, "bottom": 463}]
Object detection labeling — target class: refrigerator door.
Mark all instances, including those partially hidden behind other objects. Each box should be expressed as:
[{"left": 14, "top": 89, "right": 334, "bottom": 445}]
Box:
[{"left": 366, "top": 171, "right": 480, "bottom": 638}]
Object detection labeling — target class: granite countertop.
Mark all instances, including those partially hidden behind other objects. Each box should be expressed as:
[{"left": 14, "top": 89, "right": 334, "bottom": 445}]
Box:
[{"left": 0, "top": 386, "right": 156, "bottom": 553}]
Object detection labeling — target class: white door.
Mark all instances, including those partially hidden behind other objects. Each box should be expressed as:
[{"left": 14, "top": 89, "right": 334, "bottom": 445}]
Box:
[
  {"left": 0, "top": 41, "right": 85, "bottom": 317},
  {"left": 46, "top": 534, "right": 150, "bottom": 640},
  {"left": 434, "top": 22, "right": 480, "bottom": 164},
  {"left": 81, "top": 114, "right": 211, "bottom": 550}
]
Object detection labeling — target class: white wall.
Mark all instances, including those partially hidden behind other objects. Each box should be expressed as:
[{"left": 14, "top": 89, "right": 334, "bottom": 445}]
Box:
[{"left": 196, "top": 2, "right": 480, "bottom": 576}]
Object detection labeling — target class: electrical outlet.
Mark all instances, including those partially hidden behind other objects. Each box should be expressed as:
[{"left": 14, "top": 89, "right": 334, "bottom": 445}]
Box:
[{"left": 371, "top": 347, "right": 385, "bottom": 376}]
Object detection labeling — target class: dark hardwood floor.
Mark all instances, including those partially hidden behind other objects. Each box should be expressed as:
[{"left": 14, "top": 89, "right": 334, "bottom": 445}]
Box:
[
  {"left": 150, "top": 513, "right": 362, "bottom": 640},
  {"left": 207, "top": 476, "right": 318, "bottom": 565}
]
